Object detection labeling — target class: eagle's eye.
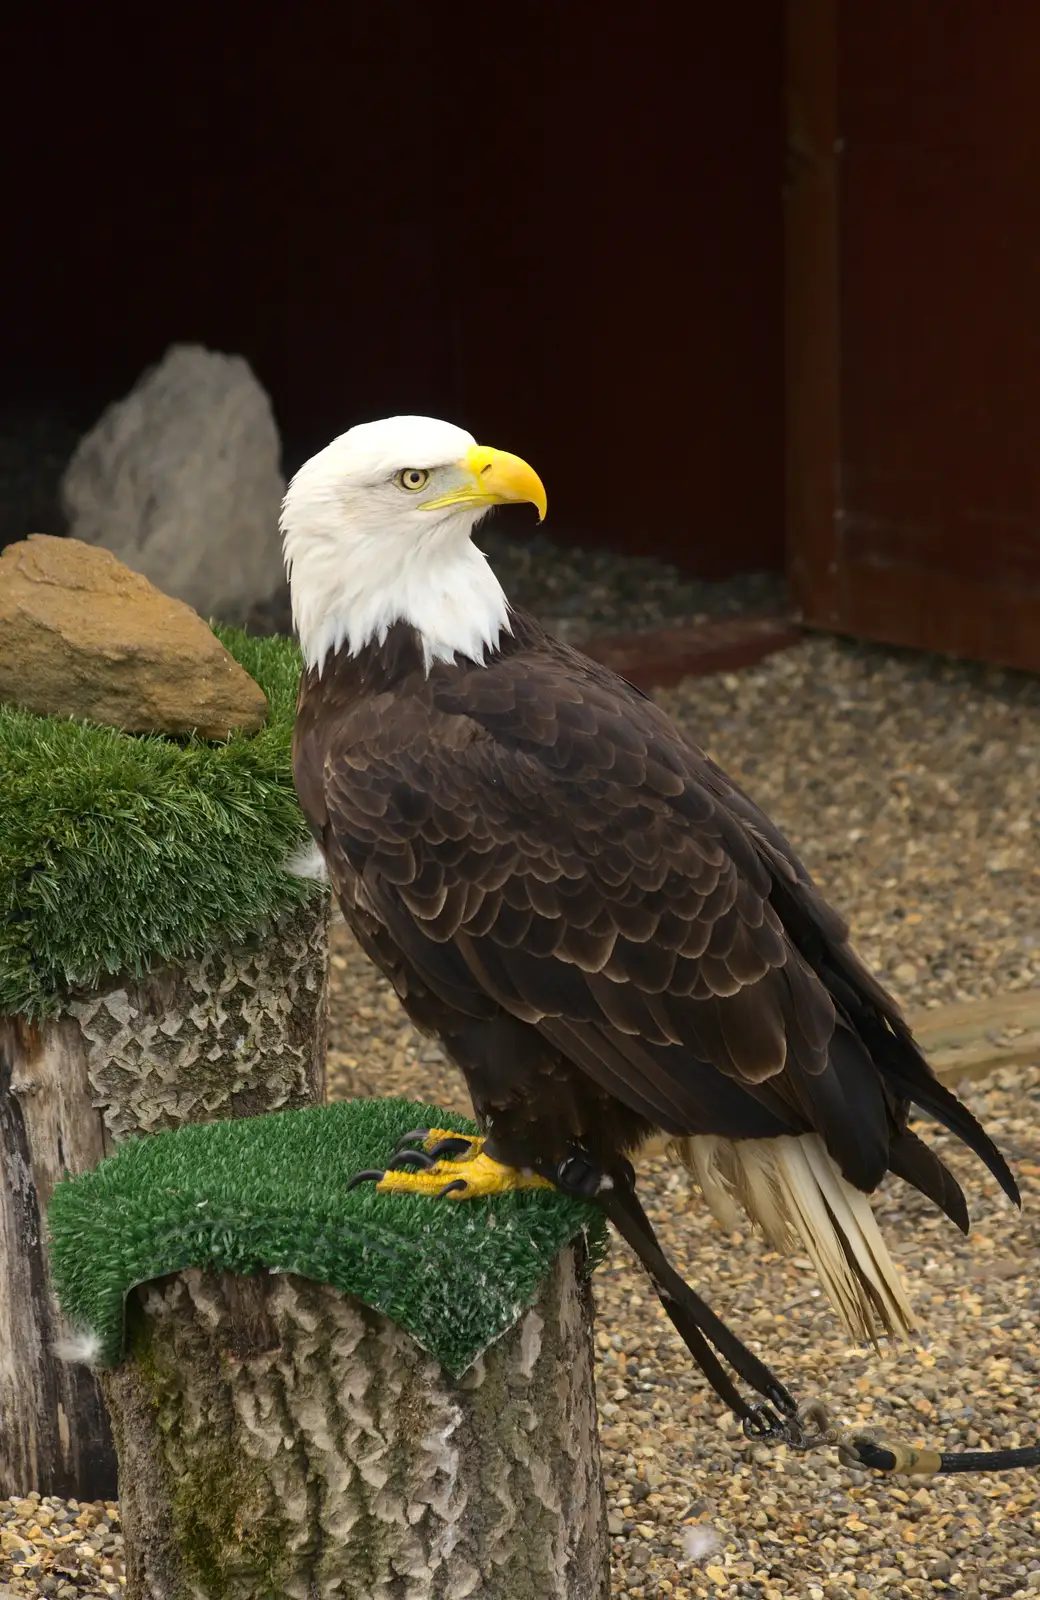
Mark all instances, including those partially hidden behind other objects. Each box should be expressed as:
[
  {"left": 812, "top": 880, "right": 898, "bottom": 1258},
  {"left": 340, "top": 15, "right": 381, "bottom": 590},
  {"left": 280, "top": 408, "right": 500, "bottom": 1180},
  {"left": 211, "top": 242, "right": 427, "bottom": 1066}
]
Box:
[{"left": 396, "top": 468, "right": 430, "bottom": 493}]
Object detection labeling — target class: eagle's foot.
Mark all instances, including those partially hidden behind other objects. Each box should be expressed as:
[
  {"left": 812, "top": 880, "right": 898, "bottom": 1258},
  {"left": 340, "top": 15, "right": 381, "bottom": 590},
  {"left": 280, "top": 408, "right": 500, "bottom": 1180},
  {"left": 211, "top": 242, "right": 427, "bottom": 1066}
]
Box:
[{"left": 347, "top": 1128, "right": 554, "bottom": 1200}]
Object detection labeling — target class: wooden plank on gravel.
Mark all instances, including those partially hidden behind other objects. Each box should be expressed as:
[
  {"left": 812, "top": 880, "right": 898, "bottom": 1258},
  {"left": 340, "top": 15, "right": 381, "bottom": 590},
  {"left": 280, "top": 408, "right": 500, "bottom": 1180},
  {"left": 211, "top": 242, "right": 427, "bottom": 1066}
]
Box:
[
  {"left": 580, "top": 617, "right": 802, "bottom": 691},
  {"left": 909, "top": 991, "right": 1040, "bottom": 1086}
]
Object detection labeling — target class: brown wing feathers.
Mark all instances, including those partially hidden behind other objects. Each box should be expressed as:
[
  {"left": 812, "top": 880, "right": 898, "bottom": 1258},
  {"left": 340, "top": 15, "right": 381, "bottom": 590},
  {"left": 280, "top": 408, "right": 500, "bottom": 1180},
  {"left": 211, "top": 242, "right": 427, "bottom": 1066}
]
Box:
[{"left": 310, "top": 616, "right": 1017, "bottom": 1220}]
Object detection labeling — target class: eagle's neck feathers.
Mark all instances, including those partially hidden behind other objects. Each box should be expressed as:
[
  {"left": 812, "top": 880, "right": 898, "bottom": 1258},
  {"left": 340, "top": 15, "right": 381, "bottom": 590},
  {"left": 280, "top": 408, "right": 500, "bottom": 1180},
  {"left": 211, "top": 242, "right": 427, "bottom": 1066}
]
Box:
[{"left": 286, "top": 513, "right": 511, "bottom": 678}]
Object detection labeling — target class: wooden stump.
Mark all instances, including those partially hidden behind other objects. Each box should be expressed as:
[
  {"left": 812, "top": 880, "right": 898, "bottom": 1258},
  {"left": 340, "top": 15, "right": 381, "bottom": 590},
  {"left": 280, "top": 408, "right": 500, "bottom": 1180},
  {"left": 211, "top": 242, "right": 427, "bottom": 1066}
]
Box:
[
  {"left": 103, "top": 1246, "right": 609, "bottom": 1600},
  {"left": 0, "top": 896, "right": 330, "bottom": 1500}
]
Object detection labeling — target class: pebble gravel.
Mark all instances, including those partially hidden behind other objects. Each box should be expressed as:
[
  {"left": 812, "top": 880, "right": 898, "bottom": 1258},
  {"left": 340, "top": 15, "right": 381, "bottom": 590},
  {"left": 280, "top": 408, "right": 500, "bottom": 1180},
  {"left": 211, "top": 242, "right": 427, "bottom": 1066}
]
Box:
[
  {"left": 478, "top": 527, "right": 789, "bottom": 641},
  {"left": 4, "top": 577, "right": 1039, "bottom": 1597},
  {"left": 0, "top": 1496, "right": 122, "bottom": 1597}
]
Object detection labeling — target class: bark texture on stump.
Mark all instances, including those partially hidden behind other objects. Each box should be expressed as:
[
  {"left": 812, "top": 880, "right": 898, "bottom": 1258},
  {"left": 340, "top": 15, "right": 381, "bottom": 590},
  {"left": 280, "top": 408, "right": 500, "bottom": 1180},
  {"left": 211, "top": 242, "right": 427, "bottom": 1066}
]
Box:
[
  {"left": 103, "top": 1247, "right": 609, "bottom": 1600},
  {"left": 0, "top": 897, "right": 330, "bottom": 1500}
]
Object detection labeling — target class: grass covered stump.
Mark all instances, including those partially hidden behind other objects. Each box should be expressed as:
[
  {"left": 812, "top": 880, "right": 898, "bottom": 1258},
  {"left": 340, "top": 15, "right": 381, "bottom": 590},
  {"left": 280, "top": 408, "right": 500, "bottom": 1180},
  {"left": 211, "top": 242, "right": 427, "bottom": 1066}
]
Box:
[
  {"left": 0, "top": 628, "right": 330, "bottom": 1500},
  {"left": 50, "top": 1099, "right": 611, "bottom": 1600}
]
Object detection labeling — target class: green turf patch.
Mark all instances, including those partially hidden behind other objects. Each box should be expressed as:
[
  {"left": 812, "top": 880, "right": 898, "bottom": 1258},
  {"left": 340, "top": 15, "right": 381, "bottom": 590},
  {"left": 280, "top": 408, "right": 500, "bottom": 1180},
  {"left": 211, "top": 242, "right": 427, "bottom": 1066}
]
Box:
[
  {"left": 0, "top": 626, "right": 326, "bottom": 1019},
  {"left": 48, "top": 1097, "right": 607, "bottom": 1376}
]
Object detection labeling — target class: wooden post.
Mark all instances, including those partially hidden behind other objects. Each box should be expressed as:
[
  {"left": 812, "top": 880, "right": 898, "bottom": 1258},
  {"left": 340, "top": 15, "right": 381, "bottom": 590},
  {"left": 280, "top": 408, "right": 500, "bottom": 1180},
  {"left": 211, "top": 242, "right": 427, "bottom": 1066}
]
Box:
[
  {"left": 101, "top": 1247, "right": 610, "bottom": 1600},
  {"left": 0, "top": 896, "right": 330, "bottom": 1500}
]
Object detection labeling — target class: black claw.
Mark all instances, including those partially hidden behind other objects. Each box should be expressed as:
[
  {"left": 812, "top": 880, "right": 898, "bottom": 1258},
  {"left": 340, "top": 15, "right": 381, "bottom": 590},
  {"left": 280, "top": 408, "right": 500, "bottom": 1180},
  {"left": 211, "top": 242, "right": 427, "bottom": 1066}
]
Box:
[
  {"left": 766, "top": 1381, "right": 799, "bottom": 1418},
  {"left": 742, "top": 1402, "right": 814, "bottom": 1448},
  {"left": 427, "top": 1136, "right": 476, "bottom": 1161},
  {"left": 437, "top": 1179, "right": 469, "bottom": 1198},
  {"left": 347, "top": 1169, "right": 386, "bottom": 1190},
  {"left": 394, "top": 1127, "right": 432, "bottom": 1152},
  {"left": 387, "top": 1149, "right": 437, "bottom": 1171},
  {"left": 742, "top": 1404, "right": 786, "bottom": 1442}
]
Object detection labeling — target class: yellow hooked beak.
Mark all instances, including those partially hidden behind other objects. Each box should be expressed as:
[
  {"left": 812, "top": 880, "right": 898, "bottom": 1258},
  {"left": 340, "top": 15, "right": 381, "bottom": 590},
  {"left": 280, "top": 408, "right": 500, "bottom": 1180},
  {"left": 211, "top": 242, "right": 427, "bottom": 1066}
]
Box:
[{"left": 421, "top": 444, "right": 547, "bottom": 522}]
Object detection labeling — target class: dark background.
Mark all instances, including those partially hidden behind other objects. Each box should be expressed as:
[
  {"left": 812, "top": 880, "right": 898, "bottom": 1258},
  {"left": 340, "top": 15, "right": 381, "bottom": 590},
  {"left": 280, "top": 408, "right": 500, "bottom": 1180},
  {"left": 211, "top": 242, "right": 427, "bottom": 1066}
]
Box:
[
  {"left": 2, "top": 4, "right": 784, "bottom": 575},
  {"left": 6, "top": 3, "right": 1040, "bottom": 671}
]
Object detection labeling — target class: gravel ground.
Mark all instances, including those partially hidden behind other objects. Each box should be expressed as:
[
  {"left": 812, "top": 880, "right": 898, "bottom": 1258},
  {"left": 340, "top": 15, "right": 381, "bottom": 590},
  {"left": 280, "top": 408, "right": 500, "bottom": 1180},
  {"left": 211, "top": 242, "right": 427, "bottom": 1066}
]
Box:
[
  {"left": 4, "top": 616, "right": 1040, "bottom": 1595},
  {"left": 0, "top": 1497, "right": 122, "bottom": 1596},
  {"left": 478, "top": 527, "right": 789, "bottom": 640}
]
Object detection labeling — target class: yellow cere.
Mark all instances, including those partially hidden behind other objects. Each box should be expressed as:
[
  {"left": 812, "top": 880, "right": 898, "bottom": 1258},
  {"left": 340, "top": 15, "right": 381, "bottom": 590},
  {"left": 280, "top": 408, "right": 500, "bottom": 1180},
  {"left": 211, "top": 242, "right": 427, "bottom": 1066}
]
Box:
[{"left": 419, "top": 445, "right": 548, "bottom": 522}]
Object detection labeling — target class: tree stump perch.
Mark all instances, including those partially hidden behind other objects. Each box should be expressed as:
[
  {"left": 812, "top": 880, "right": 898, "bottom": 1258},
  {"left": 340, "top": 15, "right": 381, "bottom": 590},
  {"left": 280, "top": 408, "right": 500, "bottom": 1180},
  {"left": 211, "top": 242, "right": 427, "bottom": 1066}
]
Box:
[
  {"left": 0, "top": 897, "right": 330, "bottom": 1499},
  {"left": 102, "top": 1248, "right": 609, "bottom": 1600}
]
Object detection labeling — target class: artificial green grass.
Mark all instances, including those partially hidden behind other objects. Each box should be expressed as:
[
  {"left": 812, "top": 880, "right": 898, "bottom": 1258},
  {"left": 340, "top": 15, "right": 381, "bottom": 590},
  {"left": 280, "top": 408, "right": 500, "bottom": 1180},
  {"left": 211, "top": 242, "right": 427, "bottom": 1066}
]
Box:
[
  {"left": 0, "top": 626, "right": 324, "bottom": 1019},
  {"left": 48, "top": 1097, "right": 606, "bottom": 1376}
]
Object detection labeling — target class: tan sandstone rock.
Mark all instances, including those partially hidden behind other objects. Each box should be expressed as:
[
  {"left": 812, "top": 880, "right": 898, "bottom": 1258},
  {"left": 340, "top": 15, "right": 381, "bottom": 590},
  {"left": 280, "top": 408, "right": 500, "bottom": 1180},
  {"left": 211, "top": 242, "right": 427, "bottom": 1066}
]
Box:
[{"left": 0, "top": 535, "right": 268, "bottom": 738}]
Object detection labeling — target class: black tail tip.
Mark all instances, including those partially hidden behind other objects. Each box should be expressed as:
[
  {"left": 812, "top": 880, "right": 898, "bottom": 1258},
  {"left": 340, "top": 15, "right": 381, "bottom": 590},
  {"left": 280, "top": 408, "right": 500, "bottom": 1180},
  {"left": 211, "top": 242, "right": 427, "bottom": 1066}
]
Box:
[{"left": 986, "top": 1146, "right": 1021, "bottom": 1210}]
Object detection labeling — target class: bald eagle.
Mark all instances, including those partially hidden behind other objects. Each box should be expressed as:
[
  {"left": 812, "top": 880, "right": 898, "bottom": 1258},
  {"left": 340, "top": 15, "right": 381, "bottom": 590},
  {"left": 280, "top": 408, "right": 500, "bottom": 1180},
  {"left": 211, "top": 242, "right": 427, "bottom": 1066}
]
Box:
[{"left": 284, "top": 416, "right": 1017, "bottom": 1440}]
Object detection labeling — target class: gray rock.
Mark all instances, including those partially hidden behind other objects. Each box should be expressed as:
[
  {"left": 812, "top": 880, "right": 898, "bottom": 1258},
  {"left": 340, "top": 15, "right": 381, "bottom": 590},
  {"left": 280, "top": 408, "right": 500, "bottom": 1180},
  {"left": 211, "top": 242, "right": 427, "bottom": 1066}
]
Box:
[{"left": 61, "top": 343, "right": 285, "bottom": 626}]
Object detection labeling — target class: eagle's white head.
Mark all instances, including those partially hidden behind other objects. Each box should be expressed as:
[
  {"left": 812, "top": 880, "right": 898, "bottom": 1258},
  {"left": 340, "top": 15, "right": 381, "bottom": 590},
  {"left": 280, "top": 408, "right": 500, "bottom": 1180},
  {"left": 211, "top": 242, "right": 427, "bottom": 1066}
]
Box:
[{"left": 280, "top": 415, "right": 547, "bottom": 676}]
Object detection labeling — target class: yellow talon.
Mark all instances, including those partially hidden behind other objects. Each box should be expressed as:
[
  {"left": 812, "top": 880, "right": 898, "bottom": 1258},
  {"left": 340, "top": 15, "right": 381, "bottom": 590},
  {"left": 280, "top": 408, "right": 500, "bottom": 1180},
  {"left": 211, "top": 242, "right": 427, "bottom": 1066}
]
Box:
[{"left": 376, "top": 1146, "right": 554, "bottom": 1199}]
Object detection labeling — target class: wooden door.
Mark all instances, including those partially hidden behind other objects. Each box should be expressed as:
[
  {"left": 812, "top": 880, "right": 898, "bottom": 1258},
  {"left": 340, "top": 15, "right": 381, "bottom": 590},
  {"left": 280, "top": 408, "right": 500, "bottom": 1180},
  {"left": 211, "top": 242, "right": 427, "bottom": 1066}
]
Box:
[{"left": 787, "top": 1, "right": 1040, "bottom": 670}]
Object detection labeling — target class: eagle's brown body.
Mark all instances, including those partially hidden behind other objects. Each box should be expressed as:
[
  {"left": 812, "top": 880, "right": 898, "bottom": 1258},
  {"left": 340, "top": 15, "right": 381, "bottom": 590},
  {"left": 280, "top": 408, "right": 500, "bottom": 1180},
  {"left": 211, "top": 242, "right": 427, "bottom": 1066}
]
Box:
[
  {"left": 293, "top": 608, "right": 1009, "bottom": 1234},
  {"left": 283, "top": 412, "right": 1019, "bottom": 1441}
]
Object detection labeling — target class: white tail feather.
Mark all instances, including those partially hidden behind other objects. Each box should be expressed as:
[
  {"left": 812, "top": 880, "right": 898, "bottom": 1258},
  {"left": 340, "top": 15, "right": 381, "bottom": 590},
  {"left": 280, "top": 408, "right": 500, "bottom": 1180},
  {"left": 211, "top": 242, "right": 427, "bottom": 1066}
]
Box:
[
  {"left": 282, "top": 839, "right": 329, "bottom": 882},
  {"left": 672, "top": 1132, "right": 915, "bottom": 1344},
  {"left": 53, "top": 1327, "right": 103, "bottom": 1365}
]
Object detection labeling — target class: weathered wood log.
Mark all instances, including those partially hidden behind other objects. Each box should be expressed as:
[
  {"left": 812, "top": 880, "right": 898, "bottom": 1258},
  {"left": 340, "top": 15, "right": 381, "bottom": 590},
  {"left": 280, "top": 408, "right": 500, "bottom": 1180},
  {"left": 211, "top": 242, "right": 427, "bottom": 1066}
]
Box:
[
  {"left": 102, "top": 1246, "right": 609, "bottom": 1600},
  {"left": 0, "top": 896, "right": 330, "bottom": 1500}
]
